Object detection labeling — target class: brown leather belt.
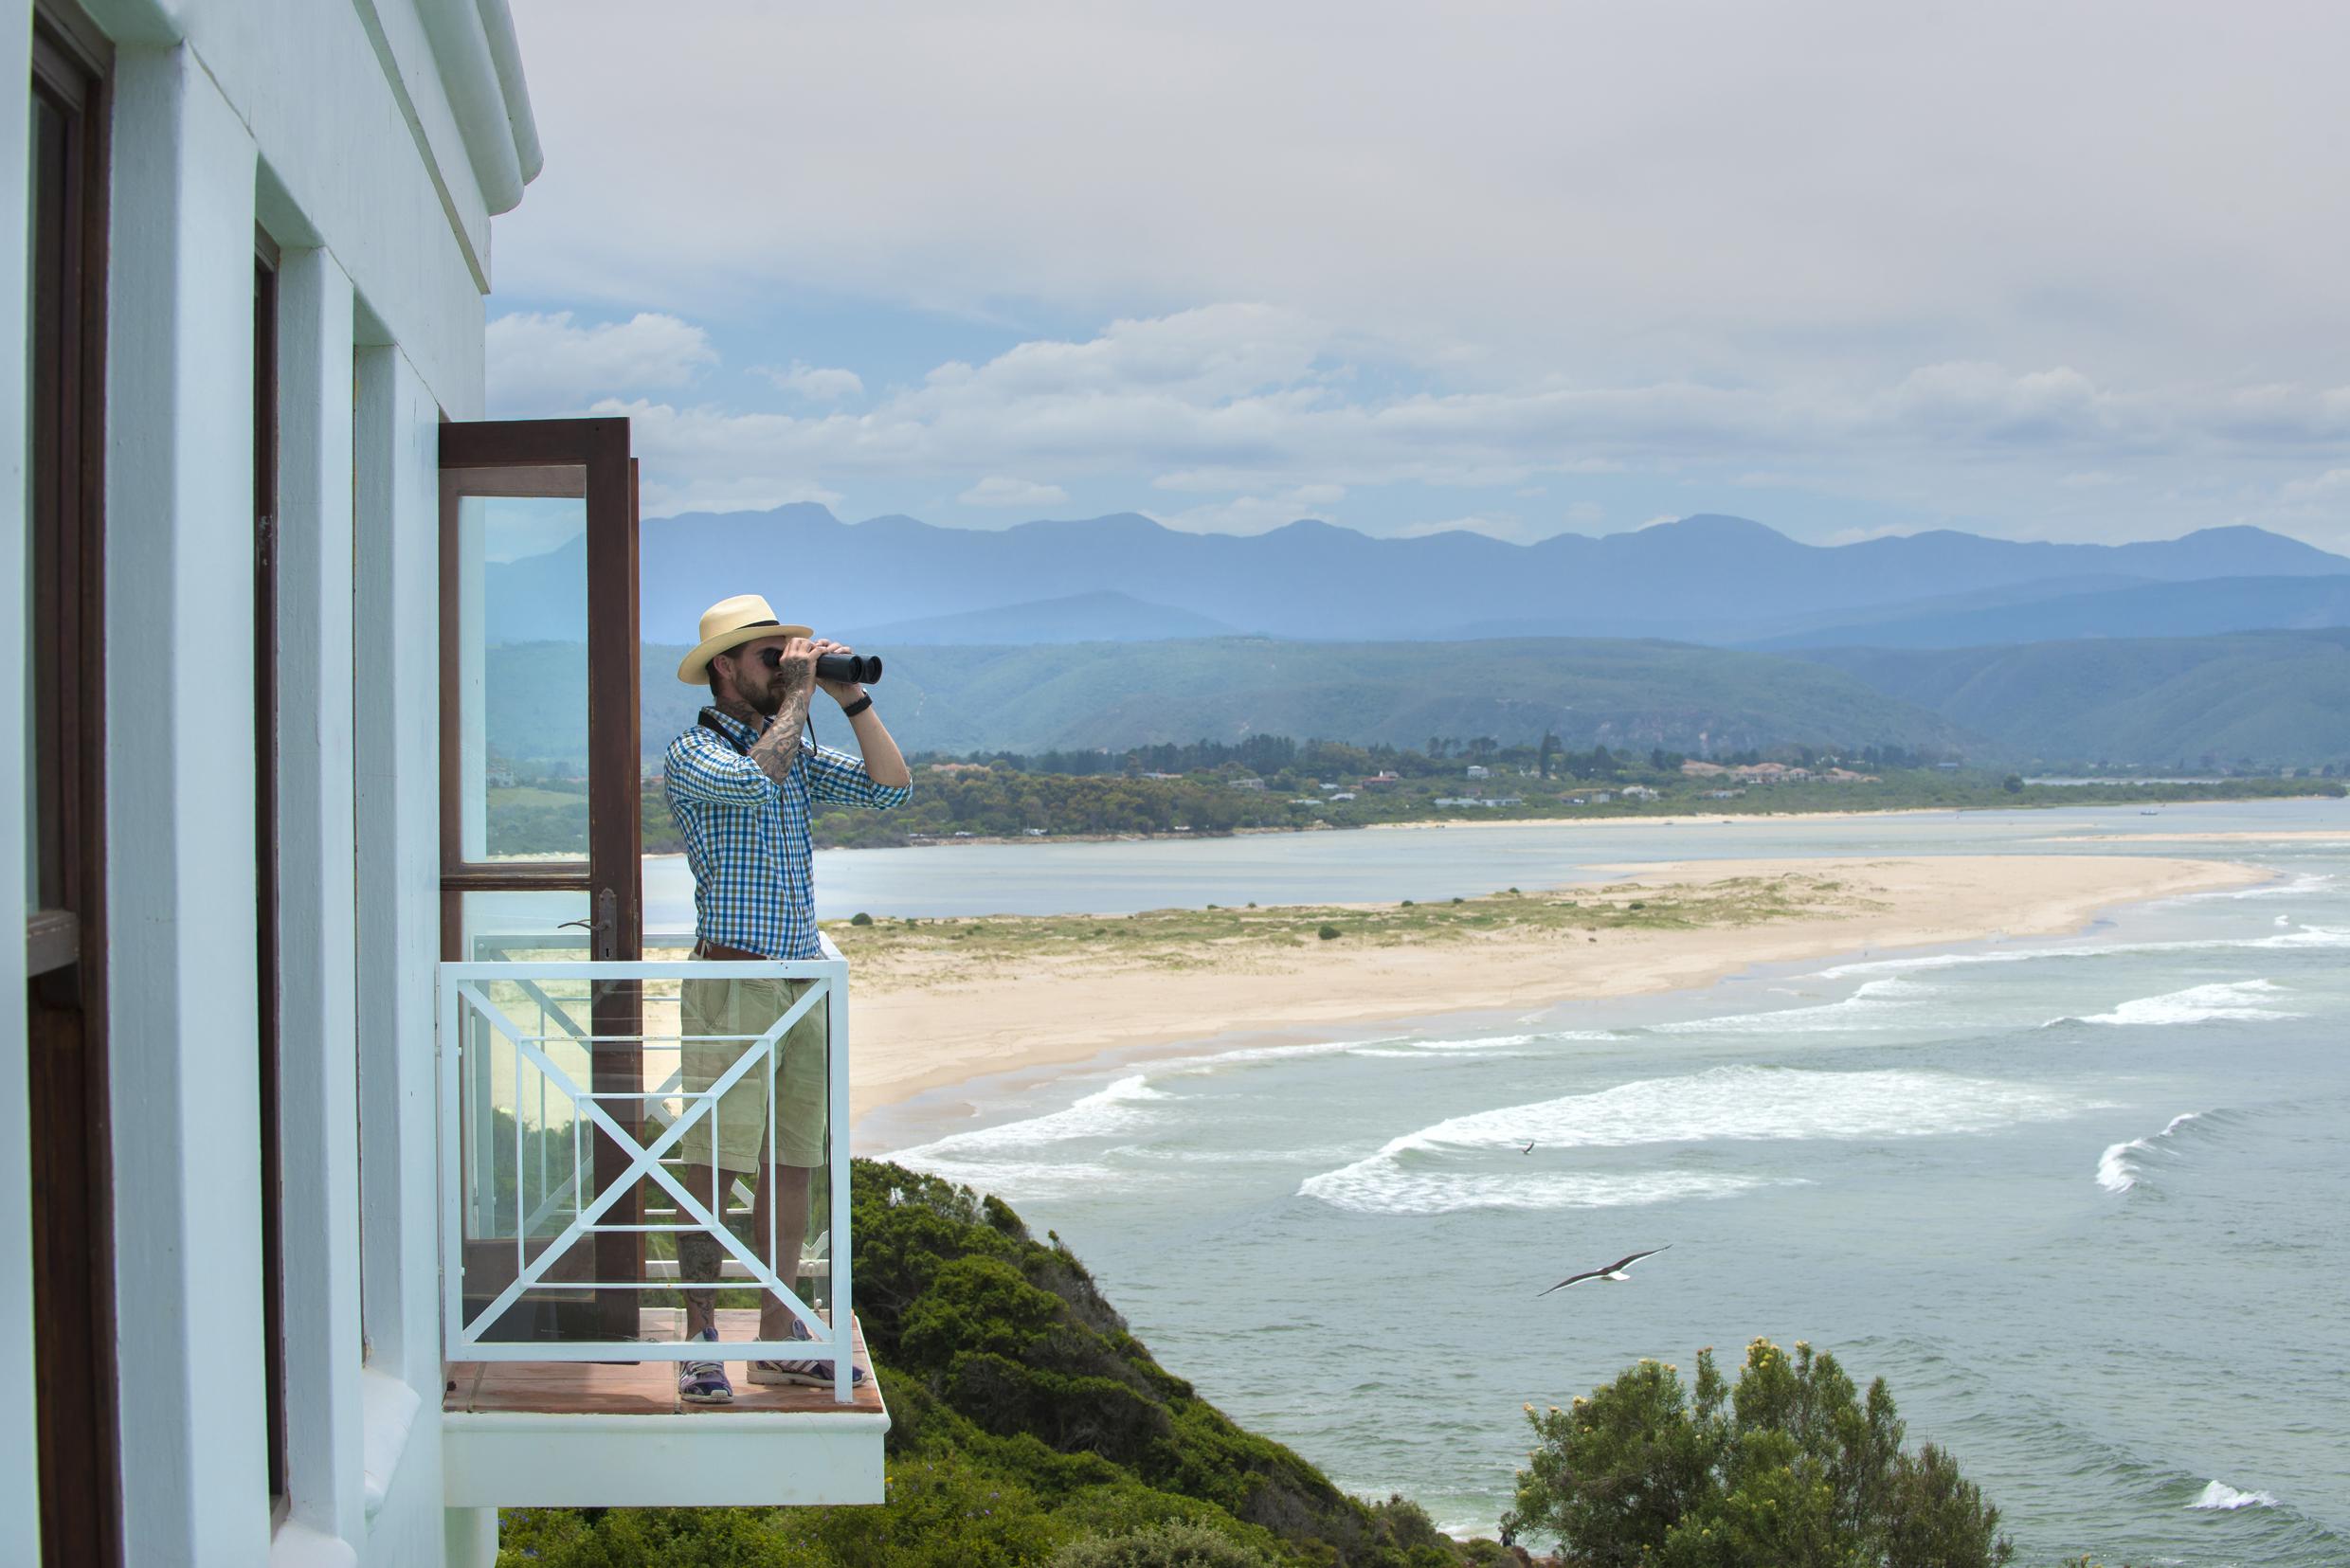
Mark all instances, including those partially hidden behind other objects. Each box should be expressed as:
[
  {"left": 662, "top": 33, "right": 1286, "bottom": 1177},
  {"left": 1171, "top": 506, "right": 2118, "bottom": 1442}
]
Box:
[{"left": 692, "top": 939, "right": 768, "bottom": 962}]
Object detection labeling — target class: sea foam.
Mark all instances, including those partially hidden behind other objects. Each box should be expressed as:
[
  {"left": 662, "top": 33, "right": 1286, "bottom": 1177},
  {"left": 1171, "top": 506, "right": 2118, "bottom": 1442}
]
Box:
[
  {"left": 2073, "top": 980, "right": 2301, "bottom": 1028},
  {"left": 1298, "top": 1065, "right": 2080, "bottom": 1216}
]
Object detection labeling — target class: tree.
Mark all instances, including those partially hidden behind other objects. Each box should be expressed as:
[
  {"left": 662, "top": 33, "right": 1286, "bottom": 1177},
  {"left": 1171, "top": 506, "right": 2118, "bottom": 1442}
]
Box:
[
  {"left": 1502, "top": 1340, "right": 2012, "bottom": 1568},
  {"left": 2001, "top": 773, "right": 2025, "bottom": 794}
]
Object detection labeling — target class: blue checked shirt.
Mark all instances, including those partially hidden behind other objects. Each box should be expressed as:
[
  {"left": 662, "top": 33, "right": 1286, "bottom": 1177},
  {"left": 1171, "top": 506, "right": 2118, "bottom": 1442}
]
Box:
[{"left": 663, "top": 708, "right": 912, "bottom": 961}]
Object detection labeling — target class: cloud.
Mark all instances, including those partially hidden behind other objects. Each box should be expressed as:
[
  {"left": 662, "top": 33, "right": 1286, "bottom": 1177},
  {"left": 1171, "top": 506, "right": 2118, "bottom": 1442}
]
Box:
[
  {"left": 958, "top": 476, "right": 1070, "bottom": 508},
  {"left": 757, "top": 360, "right": 865, "bottom": 401},
  {"left": 502, "top": 0, "right": 2350, "bottom": 397},
  {"left": 486, "top": 311, "right": 715, "bottom": 412},
  {"left": 1146, "top": 485, "right": 1346, "bottom": 535},
  {"left": 2281, "top": 467, "right": 2350, "bottom": 501},
  {"left": 1390, "top": 514, "right": 1550, "bottom": 544},
  {"left": 573, "top": 308, "right": 2350, "bottom": 541}
]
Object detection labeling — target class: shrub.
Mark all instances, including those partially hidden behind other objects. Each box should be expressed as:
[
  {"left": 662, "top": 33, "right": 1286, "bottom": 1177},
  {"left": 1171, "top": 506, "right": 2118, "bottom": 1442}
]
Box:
[
  {"left": 1502, "top": 1339, "right": 2012, "bottom": 1568},
  {"left": 1317, "top": 925, "right": 1342, "bottom": 940},
  {"left": 850, "top": 911, "right": 875, "bottom": 926},
  {"left": 1046, "top": 1519, "right": 1275, "bottom": 1567}
]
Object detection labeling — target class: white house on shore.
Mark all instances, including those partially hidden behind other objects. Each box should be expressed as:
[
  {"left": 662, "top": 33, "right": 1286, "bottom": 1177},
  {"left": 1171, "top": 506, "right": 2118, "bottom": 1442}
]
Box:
[{"left": 5, "top": 4, "right": 884, "bottom": 1565}]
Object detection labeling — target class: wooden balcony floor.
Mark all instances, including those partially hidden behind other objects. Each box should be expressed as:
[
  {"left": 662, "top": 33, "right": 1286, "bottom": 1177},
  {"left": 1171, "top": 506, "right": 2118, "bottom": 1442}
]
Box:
[{"left": 445, "top": 1309, "right": 884, "bottom": 1417}]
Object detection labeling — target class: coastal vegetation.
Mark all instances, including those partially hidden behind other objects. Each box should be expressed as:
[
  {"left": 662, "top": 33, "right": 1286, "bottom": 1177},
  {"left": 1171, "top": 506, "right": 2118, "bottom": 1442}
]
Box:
[
  {"left": 1503, "top": 1341, "right": 2011, "bottom": 1566},
  {"left": 497, "top": 1163, "right": 2024, "bottom": 1568},
  {"left": 816, "top": 874, "right": 1864, "bottom": 978},
  {"left": 497, "top": 1160, "right": 1509, "bottom": 1568}
]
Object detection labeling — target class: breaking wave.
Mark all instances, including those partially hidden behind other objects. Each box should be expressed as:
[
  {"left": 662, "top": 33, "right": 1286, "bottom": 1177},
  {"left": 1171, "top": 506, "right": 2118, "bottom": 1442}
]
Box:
[
  {"left": 1655, "top": 976, "right": 1942, "bottom": 1035},
  {"left": 1299, "top": 1065, "right": 2082, "bottom": 1215},
  {"left": 2096, "top": 1110, "right": 2208, "bottom": 1194},
  {"left": 2190, "top": 1479, "right": 2280, "bottom": 1510},
  {"left": 2067, "top": 980, "right": 2303, "bottom": 1029},
  {"left": 1813, "top": 925, "right": 2350, "bottom": 981}
]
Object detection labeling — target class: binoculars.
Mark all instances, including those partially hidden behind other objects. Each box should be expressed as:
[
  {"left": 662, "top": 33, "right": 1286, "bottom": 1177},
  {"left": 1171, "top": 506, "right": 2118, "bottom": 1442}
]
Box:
[{"left": 814, "top": 651, "right": 884, "bottom": 685}]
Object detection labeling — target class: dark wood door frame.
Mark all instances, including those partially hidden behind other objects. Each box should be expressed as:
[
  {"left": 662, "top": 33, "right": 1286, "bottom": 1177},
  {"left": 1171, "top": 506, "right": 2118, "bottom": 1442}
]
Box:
[
  {"left": 252, "top": 234, "right": 291, "bottom": 1518},
  {"left": 438, "top": 418, "right": 641, "bottom": 1338},
  {"left": 27, "top": 7, "right": 119, "bottom": 1563}
]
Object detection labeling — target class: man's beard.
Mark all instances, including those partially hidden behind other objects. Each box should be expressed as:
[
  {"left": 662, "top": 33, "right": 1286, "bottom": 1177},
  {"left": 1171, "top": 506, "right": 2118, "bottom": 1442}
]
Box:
[{"left": 744, "top": 672, "right": 784, "bottom": 717}]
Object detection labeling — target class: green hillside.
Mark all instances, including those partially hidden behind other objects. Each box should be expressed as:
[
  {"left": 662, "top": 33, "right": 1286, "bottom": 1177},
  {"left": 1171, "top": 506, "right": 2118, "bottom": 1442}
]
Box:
[
  {"left": 1795, "top": 628, "right": 2350, "bottom": 768},
  {"left": 483, "top": 637, "right": 1979, "bottom": 772},
  {"left": 499, "top": 1160, "right": 1509, "bottom": 1567}
]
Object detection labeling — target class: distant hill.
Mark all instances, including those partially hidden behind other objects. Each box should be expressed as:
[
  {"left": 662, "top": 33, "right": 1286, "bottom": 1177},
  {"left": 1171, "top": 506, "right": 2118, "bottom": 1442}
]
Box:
[
  {"left": 482, "top": 507, "right": 2350, "bottom": 648},
  {"left": 836, "top": 589, "right": 1238, "bottom": 645},
  {"left": 1751, "top": 576, "right": 2350, "bottom": 650},
  {"left": 485, "top": 635, "right": 1979, "bottom": 770},
  {"left": 1793, "top": 628, "right": 2350, "bottom": 767}
]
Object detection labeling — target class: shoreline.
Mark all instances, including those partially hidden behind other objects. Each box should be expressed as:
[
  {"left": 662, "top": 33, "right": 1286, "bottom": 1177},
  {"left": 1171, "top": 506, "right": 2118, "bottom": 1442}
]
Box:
[
  {"left": 840, "top": 852, "right": 2265, "bottom": 1130},
  {"left": 718, "top": 799, "right": 2350, "bottom": 860}
]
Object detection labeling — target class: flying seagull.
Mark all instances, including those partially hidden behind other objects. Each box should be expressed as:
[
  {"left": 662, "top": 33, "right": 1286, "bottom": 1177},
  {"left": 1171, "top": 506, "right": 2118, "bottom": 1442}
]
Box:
[
  {"left": 1538, "top": 1245, "right": 1671, "bottom": 1296},
  {"left": 1519, "top": 1140, "right": 1536, "bottom": 1154}
]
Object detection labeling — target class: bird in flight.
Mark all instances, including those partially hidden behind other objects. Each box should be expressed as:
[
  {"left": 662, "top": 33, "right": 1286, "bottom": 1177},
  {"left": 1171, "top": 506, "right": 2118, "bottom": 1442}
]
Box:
[
  {"left": 1519, "top": 1140, "right": 1536, "bottom": 1154},
  {"left": 1538, "top": 1245, "right": 1671, "bottom": 1296}
]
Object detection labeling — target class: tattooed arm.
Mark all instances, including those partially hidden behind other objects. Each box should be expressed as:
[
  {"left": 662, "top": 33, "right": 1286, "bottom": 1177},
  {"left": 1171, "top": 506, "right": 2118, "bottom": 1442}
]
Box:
[{"left": 712, "top": 636, "right": 818, "bottom": 787}]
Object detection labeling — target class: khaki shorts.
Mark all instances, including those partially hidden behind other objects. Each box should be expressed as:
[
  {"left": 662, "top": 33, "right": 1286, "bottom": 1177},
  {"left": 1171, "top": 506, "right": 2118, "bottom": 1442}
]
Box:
[{"left": 676, "top": 974, "right": 830, "bottom": 1173}]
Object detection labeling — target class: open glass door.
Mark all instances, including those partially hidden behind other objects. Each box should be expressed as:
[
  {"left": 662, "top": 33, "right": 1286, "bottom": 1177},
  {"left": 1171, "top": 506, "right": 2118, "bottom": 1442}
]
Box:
[{"left": 439, "top": 417, "right": 642, "bottom": 1340}]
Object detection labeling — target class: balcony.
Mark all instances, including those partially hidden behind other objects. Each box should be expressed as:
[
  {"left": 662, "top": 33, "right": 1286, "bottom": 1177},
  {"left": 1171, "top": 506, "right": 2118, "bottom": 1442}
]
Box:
[{"left": 437, "top": 935, "right": 888, "bottom": 1506}]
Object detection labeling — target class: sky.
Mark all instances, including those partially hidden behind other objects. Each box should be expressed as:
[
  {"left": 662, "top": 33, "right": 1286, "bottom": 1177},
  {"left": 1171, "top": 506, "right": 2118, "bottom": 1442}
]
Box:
[{"left": 487, "top": 0, "right": 2350, "bottom": 553}]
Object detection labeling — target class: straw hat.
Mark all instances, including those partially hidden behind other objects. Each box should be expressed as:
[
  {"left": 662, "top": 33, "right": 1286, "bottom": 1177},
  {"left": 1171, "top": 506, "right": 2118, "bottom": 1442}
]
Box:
[{"left": 676, "top": 593, "right": 812, "bottom": 684}]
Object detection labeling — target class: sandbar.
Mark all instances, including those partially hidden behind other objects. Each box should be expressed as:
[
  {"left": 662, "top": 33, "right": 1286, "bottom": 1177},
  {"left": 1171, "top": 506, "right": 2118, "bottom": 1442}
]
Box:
[{"left": 836, "top": 853, "right": 2262, "bottom": 1124}]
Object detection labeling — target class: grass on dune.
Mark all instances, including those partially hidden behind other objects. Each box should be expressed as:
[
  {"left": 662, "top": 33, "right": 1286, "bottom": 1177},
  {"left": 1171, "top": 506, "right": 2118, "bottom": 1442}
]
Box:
[{"left": 821, "top": 870, "right": 1882, "bottom": 977}]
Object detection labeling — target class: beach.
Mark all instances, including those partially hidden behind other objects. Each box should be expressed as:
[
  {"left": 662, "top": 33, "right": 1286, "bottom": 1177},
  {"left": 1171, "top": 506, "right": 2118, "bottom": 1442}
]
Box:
[{"left": 836, "top": 852, "right": 2262, "bottom": 1123}]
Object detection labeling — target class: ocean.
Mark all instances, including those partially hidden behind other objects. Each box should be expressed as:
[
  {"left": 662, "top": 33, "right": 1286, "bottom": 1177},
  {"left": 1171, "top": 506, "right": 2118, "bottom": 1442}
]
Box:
[{"left": 741, "top": 799, "right": 2347, "bottom": 1562}]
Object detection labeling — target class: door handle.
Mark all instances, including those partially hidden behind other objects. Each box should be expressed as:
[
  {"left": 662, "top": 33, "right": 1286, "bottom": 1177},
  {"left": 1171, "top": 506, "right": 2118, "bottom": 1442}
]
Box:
[{"left": 593, "top": 887, "right": 618, "bottom": 961}]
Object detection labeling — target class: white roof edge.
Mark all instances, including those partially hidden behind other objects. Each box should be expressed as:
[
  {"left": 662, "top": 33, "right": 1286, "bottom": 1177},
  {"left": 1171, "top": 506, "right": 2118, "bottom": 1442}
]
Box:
[
  {"left": 416, "top": 0, "right": 544, "bottom": 215},
  {"left": 478, "top": 0, "right": 545, "bottom": 187}
]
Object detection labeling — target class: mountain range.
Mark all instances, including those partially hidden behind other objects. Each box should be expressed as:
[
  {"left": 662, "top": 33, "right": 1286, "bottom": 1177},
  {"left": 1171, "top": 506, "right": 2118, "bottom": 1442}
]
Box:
[{"left": 485, "top": 507, "right": 2350, "bottom": 649}]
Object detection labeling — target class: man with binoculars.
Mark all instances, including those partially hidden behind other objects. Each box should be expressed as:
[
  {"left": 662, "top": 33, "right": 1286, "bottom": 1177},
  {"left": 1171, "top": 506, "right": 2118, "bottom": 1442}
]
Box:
[{"left": 661, "top": 593, "right": 912, "bottom": 1402}]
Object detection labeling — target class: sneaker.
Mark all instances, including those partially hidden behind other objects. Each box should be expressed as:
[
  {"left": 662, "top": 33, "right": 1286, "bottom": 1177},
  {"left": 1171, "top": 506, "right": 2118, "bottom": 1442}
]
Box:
[
  {"left": 678, "top": 1327, "right": 733, "bottom": 1405},
  {"left": 748, "top": 1320, "right": 868, "bottom": 1389}
]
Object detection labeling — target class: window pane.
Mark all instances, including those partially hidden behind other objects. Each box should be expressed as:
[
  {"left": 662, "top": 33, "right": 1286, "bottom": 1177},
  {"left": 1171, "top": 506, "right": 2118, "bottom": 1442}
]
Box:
[
  {"left": 451, "top": 474, "right": 589, "bottom": 861},
  {"left": 25, "top": 95, "right": 62, "bottom": 912}
]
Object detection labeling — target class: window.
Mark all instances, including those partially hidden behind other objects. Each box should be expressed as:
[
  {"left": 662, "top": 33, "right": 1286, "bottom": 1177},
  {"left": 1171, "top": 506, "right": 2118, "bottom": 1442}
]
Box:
[{"left": 26, "top": 8, "right": 118, "bottom": 1563}]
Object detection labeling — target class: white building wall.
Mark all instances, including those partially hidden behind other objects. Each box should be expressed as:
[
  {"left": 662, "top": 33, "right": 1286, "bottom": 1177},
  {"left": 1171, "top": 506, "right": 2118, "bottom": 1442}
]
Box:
[
  {"left": 84, "top": 0, "right": 508, "bottom": 415},
  {"left": 0, "top": 1, "right": 534, "bottom": 1563},
  {"left": 0, "top": 1, "right": 43, "bottom": 1564},
  {"left": 103, "top": 41, "right": 274, "bottom": 1566}
]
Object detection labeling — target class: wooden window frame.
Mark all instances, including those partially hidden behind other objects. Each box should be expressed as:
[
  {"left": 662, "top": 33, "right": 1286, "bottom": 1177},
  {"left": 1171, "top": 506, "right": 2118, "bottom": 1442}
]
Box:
[
  {"left": 252, "top": 233, "right": 293, "bottom": 1520},
  {"left": 439, "top": 418, "right": 642, "bottom": 1337},
  {"left": 27, "top": 7, "right": 118, "bottom": 1564}
]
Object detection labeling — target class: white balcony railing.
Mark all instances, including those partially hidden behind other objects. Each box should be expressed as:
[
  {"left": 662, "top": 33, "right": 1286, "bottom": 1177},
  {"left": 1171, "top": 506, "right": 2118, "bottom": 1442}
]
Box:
[{"left": 438, "top": 934, "right": 859, "bottom": 1403}]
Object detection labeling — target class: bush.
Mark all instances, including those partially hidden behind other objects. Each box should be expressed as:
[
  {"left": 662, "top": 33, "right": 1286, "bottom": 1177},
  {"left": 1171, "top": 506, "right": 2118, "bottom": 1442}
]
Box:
[
  {"left": 1047, "top": 1519, "right": 1275, "bottom": 1567},
  {"left": 1502, "top": 1339, "right": 2012, "bottom": 1568},
  {"left": 1318, "top": 924, "right": 1342, "bottom": 940},
  {"left": 851, "top": 911, "right": 875, "bottom": 926}
]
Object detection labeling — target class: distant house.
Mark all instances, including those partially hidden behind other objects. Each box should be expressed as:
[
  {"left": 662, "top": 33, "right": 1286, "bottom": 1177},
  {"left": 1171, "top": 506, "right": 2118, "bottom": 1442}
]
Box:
[
  {"left": 1704, "top": 788, "right": 1745, "bottom": 800},
  {"left": 1620, "top": 784, "right": 1661, "bottom": 802},
  {"left": 1589, "top": 791, "right": 1615, "bottom": 804},
  {"left": 1361, "top": 771, "right": 1402, "bottom": 788},
  {"left": 1229, "top": 776, "right": 1266, "bottom": 791},
  {"left": 1491, "top": 796, "right": 1525, "bottom": 807},
  {"left": 1330, "top": 791, "right": 1358, "bottom": 802},
  {"left": 1464, "top": 765, "right": 1491, "bottom": 780}
]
